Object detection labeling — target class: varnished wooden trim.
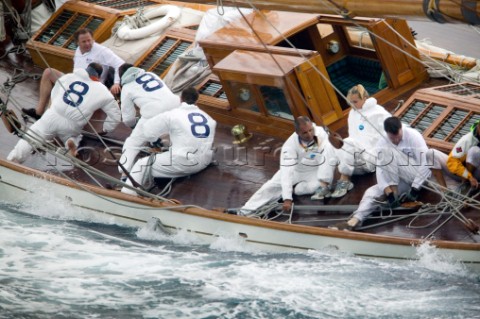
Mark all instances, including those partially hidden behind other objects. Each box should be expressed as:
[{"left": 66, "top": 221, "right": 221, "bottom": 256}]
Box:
[{"left": 1, "top": 158, "right": 479, "bottom": 252}]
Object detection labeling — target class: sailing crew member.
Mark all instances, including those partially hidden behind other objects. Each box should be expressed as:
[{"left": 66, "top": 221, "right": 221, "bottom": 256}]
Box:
[
  {"left": 321, "top": 84, "right": 391, "bottom": 199},
  {"left": 236, "top": 116, "right": 336, "bottom": 216},
  {"left": 118, "top": 63, "right": 180, "bottom": 180},
  {"left": 121, "top": 86, "right": 216, "bottom": 196},
  {"left": 22, "top": 28, "right": 125, "bottom": 120},
  {"left": 7, "top": 63, "right": 121, "bottom": 163},
  {"left": 446, "top": 120, "right": 480, "bottom": 188},
  {"left": 332, "top": 116, "right": 449, "bottom": 231}
]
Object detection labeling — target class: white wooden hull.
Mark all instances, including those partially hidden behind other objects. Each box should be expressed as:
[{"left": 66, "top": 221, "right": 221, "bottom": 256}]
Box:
[{"left": 1, "top": 159, "right": 479, "bottom": 269}]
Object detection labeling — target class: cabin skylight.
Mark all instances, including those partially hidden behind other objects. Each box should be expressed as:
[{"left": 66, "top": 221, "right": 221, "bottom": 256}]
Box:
[
  {"left": 199, "top": 81, "right": 226, "bottom": 99},
  {"left": 36, "top": 11, "right": 103, "bottom": 50},
  {"left": 81, "top": 0, "right": 161, "bottom": 10},
  {"left": 137, "top": 36, "right": 194, "bottom": 78},
  {"left": 395, "top": 83, "right": 480, "bottom": 152}
]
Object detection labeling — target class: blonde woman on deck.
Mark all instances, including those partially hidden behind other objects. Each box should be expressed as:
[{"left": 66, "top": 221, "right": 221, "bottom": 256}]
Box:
[{"left": 328, "top": 84, "right": 391, "bottom": 199}]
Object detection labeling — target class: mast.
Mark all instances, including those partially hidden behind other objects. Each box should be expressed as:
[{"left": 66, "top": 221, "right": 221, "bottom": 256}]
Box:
[{"left": 176, "top": 0, "right": 480, "bottom": 25}]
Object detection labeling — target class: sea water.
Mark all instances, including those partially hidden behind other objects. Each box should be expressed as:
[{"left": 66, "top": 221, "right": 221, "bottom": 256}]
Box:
[{"left": 0, "top": 201, "right": 479, "bottom": 319}]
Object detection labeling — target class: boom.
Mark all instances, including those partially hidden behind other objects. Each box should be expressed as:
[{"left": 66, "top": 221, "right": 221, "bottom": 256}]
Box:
[{"left": 173, "top": 0, "right": 480, "bottom": 25}]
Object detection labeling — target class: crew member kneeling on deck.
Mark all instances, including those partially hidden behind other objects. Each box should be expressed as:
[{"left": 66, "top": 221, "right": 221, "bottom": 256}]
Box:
[
  {"left": 121, "top": 86, "right": 217, "bottom": 196},
  {"left": 237, "top": 116, "right": 336, "bottom": 216},
  {"left": 446, "top": 119, "right": 480, "bottom": 188},
  {"left": 7, "top": 63, "right": 121, "bottom": 163},
  {"left": 331, "top": 117, "right": 454, "bottom": 231},
  {"left": 118, "top": 63, "right": 180, "bottom": 181}
]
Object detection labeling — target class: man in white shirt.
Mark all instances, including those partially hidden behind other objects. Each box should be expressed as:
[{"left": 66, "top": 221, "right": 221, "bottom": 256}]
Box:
[
  {"left": 236, "top": 116, "right": 336, "bottom": 216},
  {"left": 22, "top": 28, "right": 124, "bottom": 120},
  {"left": 332, "top": 117, "right": 449, "bottom": 230},
  {"left": 121, "top": 86, "right": 216, "bottom": 196},
  {"left": 118, "top": 63, "right": 181, "bottom": 179},
  {"left": 8, "top": 63, "right": 121, "bottom": 163}
]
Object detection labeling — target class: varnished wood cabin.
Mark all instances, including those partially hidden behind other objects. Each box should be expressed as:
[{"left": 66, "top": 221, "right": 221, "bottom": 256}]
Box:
[{"left": 26, "top": 1, "right": 428, "bottom": 140}]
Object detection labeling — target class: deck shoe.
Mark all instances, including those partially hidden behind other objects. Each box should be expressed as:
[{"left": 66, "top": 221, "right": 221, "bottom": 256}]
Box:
[
  {"left": 21, "top": 108, "right": 41, "bottom": 120},
  {"left": 329, "top": 217, "right": 360, "bottom": 231},
  {"left": 311, "top": 186, "right": 332, "bottom": 200},
  {"left": 224, "top": 208, "right": 239, "bottom": 215},
  {"left": 224, "top": 208, "right": 255, "bottom": 216},
  {"left": 237, "top": 209, "right": 256, "bottom": 217},
  {"left": 331, "top": 180, "right": 354, "bottom": 198}
]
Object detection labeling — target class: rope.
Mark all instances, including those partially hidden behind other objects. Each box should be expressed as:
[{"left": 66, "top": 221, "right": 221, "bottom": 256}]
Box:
[
  {"left": 8, "top": 121, "right": 180, "bottom": 204},
  {"left": 221, "top": 1, "right": 480, "bottom": 230},
  {"left": 2, "top": 0, "right": 479, "bottom": 227},
  {"left": 216, "top": 0, "right": 225, "bottom": 15},
  {"left": 245, "top": 0, "right": 480, "bottom": 205},
  {"left": 325, "top": 0, "right": 352, "bottom": 18},
  {"left": 243, "top": 201, "right": 285, "bottom": 220}
]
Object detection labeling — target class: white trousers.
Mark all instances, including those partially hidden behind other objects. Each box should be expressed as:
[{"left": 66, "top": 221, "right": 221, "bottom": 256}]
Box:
[
  {"left": 7, "top": 110, "right": 81, "bottom": 163},
  {"left": 335, "top": 138, "right": 376, "bottom": 176},
  {"left": 121, "top": 151, "right": 213, "bottom": 195},
  {"left": 375, "top": 147, "right": 432, "bottom": 191},
  {"left": 118, "top": 117, "right": 149, "bottom": 174},
  {"left": 353, "top": 150, "right": 460, "bottom": 222},
  {"left": 241, "top": 169, "right": 322, "bottom": 211}
]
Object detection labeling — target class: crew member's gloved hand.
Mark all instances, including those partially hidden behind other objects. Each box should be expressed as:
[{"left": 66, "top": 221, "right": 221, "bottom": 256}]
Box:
[
  {"left": 387, "top": 192, "right": 400, "bottom": 208},
  {"left": 405, "top": 187, "right": 420, "bottom": 202},
  {"left": 150, "top": 138, "right": 163, "bottom": 148}
]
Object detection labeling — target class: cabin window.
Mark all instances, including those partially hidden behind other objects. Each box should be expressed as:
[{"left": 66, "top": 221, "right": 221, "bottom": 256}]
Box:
[
  {"left": 223, "top": 81, "right": 293, "bottom": 119},
  {"left": 345, "top": 26, "right": 376, "bottom": 52},
  {"left": 228, "top": 82, "right": 259, "bottom": 113},
  {"left": 317, "top": 24, "right": 334, "bottom": 38},
  {"left": 260, "top": 86, "right": 293, "bottom": 120}
]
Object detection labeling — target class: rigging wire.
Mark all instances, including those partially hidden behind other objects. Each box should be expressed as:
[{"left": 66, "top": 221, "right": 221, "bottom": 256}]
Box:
[
  {"left": 1, "top": 0, "right": 145, "bottom": 190},
  {"left": 4, "top": 117, "right": 187, "bottom": 209},
  {"left": 0, "top": 4, "right": 182, "bottom": 205},
  {"left": 1, "top": 0, "right": 479, "bottom": 230},
  {"left": 235, "top": 0, "right": 480, "bottom": 226}
]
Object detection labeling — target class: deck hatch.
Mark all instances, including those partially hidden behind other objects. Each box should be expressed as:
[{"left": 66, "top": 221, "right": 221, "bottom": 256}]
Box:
[
  {"left": 137, "top": 37, "right": 194, "bottom": 78},
  {"left": 26, "top": 1, "right": 119, "bottom": 72},
  {"left": 399, "top": 101, "right": 446, "bottom": 134},
  {"left": 445, "top": 115, "right": 478, "bottom": 144},
  {"left": 36, "top": 12, "right": 105, "bottom": 50},
  {"left": 199, "top": 81, "right": 226, "bottom": 99},
  {"left": 394, "top": 82, "right": 480, "bottom": 153},
  {"left": 431, "top": 109, "right": 469, "bottom": 142},
  {"left": 413, "top": 104, "right": 446, "bottom": 133},
  {"left": 435, "top": 83, "right": 480, "bottom": 97},
  {"left": 81, "top": 0, "right": 160, "bottom": 10},
  {"left": 152, "top": 41, "right": 191, "bottom": 75}
]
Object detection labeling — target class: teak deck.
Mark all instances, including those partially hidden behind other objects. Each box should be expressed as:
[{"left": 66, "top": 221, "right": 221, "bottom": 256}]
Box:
[{"left": 1, "top": 1, "right": 479, "bottom": 245}]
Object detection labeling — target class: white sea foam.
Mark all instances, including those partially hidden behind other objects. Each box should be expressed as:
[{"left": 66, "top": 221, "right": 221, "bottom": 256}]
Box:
[
  {"left": 1, "top": 205, "right": 479, "bottom": 319},
  {"left": 413, "top": 241, "right": 469, "bottom": 276}
]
